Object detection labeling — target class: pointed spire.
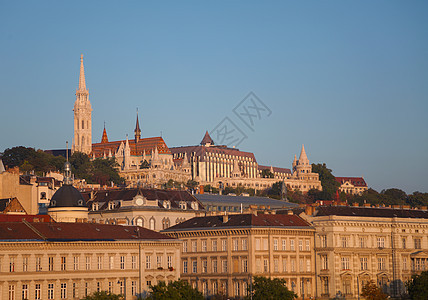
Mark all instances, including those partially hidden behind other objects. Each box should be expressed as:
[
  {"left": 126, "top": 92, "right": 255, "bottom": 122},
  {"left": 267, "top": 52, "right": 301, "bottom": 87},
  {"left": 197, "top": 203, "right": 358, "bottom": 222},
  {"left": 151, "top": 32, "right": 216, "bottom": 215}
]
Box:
[
  {"left": 0, "top": 159, "right": 5, "bottom": 173},
  {"left": 79, "top": 54, "right": 87, "bottom": 91},
  {"left": 299, "top": 144, "right": 309, "bottom": 162},
  {"left": 101, "top": 123, "right": 109, "bottom": 143},
  {"left": 200, "top": 131, "right": 214, "bottom": 146},
  {"left": 134, "top": 109, "right": 141, "bottom": 142}
]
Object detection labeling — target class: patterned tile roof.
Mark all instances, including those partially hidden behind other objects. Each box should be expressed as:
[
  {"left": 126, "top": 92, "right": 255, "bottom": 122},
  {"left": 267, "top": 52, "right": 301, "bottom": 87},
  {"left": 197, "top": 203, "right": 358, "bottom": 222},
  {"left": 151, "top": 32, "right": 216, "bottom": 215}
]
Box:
[
  {"left": 315, "top": 206, "right": 428, "bottom": 219},
  {"left": 170, "top": 145, "right": 257, "bottom": 162}
]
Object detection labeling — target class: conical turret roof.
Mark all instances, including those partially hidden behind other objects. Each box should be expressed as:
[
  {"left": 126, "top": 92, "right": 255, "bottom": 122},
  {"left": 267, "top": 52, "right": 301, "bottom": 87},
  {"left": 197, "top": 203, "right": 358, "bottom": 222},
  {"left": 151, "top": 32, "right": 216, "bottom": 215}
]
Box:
[
  {"left": 299, "top": 144, "right": 309, "bottom": 162},
  {"left": 200, "top": 131, "right": 214, "bottom": 146},
  {"left": 101, "top": 125, "right": 108, "bottom": 143}
]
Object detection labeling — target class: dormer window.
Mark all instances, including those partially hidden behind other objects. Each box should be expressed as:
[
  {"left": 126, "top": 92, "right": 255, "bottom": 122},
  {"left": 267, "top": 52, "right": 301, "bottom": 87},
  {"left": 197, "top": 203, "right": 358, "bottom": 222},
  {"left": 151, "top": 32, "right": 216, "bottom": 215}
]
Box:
[
  {"left": 179, "top": 201, "right": 187, "bottom": 210},
  {"left": 191, "top": 202, "right": 199, "bottom": 210},
  {"left": 163, "top": 201, "right": 171, "bottom": 209},
  {"left": 92, "top": 203, "right": 99, "bottom": 211},
  {"left": 108, "top": 202, "right": 115, "bottom": 210}
]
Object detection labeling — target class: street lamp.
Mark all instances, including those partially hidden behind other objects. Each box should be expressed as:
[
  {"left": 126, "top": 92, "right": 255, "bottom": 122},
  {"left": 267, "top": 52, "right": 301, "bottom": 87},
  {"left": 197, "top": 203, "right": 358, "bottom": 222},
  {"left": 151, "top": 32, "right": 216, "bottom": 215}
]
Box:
[{"left": 117, "top": 277, "right": 126, "bottom": 300}]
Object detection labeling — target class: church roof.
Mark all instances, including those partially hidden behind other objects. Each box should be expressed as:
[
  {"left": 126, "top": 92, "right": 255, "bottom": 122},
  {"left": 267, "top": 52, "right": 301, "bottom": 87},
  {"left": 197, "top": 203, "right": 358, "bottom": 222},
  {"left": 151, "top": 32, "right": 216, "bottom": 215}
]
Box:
[
  {"left": 92, "top": 136, "right": 171, "bottom": 158},
  {"left": 258, "top": 165, "right": 291, "bottom": 174},
  {"left": 101, "top": 126, "right": 109, "bottom": 143},
  {"left": 299, "top": 144, "right": 309, "bottom": 162},
  {"left": 200, "top": 131, "right": 214, "bottom": 145},
  {"left": 170, "top": 145, "right": 257, "bottom": 162}
]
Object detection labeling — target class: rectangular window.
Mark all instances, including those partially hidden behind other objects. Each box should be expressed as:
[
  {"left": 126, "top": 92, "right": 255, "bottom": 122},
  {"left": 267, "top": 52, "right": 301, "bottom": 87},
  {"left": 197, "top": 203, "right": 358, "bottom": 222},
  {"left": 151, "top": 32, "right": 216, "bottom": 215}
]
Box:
[
  {"left": 60, "top": 283, "right": 67, "bottom": 299},
  {"left": 341, "top": 236, "right": 349, "bottom": 248},
  {"left": 35, "top": 284, "right": 41, "bottom": 300},
  {"left": 282, "top": 239, "right": 287, "bottom": 251},
  {"left": 212, "top": 240, "right": 217, "bottom": 252},
  {"left": 233, "top": 239, "right": 239, "bottom": 251},
  {"left": 274, "top": 239, "right": 278, "bottom": 251},
  {"left": 119, "top": 280, "right": 124, "bottom": 295},
  {"left": 256, "top": 258, "right": 261, "bottom": 272},
  {"left": 48, "top": 283, "right": 54, "bottom": 300},
  {"left": 157, "top": 255, "right": 162, "bottom": 268},
  {"left": 378, "top": 257, "right": 386, "bottom": 270},
  {"left": 202, "top": 240, "right": 207, "bottom": 252},
  {"left": 359, "top": 237, "right": 367, "bottom": 248},
  {"left": 321, "top": 255, "right": 328, "bottom": 270},
  {"left": 97, "top": 282, "right": 101, "bottom": 292},
  {"left": 120, "top": 256, "right": 125, "bottom": 270},
  {"left": 97, "top": 256, "right": 102, "bottom": 270},
  {"left": 263, "top": 259, "right": 268, "bottom": 272},
  {"left": 9, "top": 257, "right": 15, "bottom": 272},
  {"left": 256, "top": 239, "right": 261, "bottom": 250},
  {"left": 341, "top": 257, "right": 350, "bottom": 270},
  {"left": 36, "top": 256, "right": 42, "bottom": 271},
  {"left": 212, "top": 259, "right": 218, "bottom": 273},
  {"left": 9, "top": 285, "right": 15, "bottom": 300},
  {"left": 202, "top": 259, "right": 208, "bottom": 273},
  {"left": 242, "top": 258, "right": 248, "bottom": 272},
  {"left": 73, "top": 256, "right": 79, "bottom": 270},
  {"left": 263, "top": 239, "right": 268, "bottom": 250},
  {"left": 108, "top": 282, "right": 113, "bottom": 294},
  {"left": 291, "top": 259, "right": 296, "bottom": 272},
  {"left": 299, "top": 258, "right": 304, "bottom": 272},
  {"left": 85, "top": 283, "right": 89, "bottom": 297},
  {"left": 183, "top": 260, "right": 188, "bottom": 273},
  {"left": 72, "top": 283, "right": 77, "bottom": 298},
  {"left": 299, "top": 240, "right": 303, "bottom": 251},
  {"left": 86, "top": 256, "right": 91, "bottom": 270},
  {"left": 305, "top": 240, "right": 310, "bottom": 251},
  {"left": 274, "top": 259, "right": 279, "bottom": 272},
  {"left": 222, "top": 239, "right": 227, "bottom": 251},
  {"left": 414, "top": 238, "right": 422, "bottom": 249},
  {"left": 377, "top": 237, "right": 385, "bottom": 248},
  {"left": 282, "top": 259, "right": 287, "bottom": 272},
  {"left": 242, "top": 239, "right": 248, "bottom": 251},
  {"left": 192, "top": 260, "right": 198, "bottom": 273},
  {"left": 290, "top": 240, "right": 295, "bottom": 251},
  {"left": 402, "top": 238, "right": 406, "bottom": 249},
  {"left": 48, "top": 256, "right": 54, "bottom": 271},
  {"left": 109, "top": 256, "right": 114, "bottom": 269},
  {"left": 132, "top": 255, "right": 137, "bottom": 269},
  {"left": 146, "top": 256, "right": 151, "bottom": 269},
  {"left": 61, "top": 256, "right": 66, "bottom": 271},
  {"left": 22, "top": 284, "right": 29, "bottom": 300},
  {"left": 222, "top": 260, "right": 228, "bottom": 273},
  {"left": 306, "top": 259, "right": 311, "bottom": 272},
  {"left": 167, "top": 256, "right": 172, "bottom": 268},
  {"left": 183, "top": 241, "right": 188, "bottom": 253},
  {"left": 320, "top": 235, "right": 327, "bottom": 248},
  {"left": 22, "top": 256, "right": 28, "bottom": 272},
  {"left": 360, "top": 257, "right": 368, "bottom": 270},
  {"left": 192, "top": 241, "right": 197, "bottom": 252},
  {"left": 403, "top": 257, "right": 408, "bottom": 270},
  {"left": 131, "top": 281, "right": 137, "bottom": 296}
]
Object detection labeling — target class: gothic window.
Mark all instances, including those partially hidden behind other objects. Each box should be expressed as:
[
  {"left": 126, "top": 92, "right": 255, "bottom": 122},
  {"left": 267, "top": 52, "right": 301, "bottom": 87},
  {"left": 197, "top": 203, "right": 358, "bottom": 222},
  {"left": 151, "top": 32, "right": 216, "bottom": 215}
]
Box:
[
  {"left": 162, "top": 218, "right": 170, "bottom": 229},
  {"left": 149, "top": 218, "right": 155, "bottom": 230},
  {"left": 135, "top": 218, "right": 144, "bottom": 227}
]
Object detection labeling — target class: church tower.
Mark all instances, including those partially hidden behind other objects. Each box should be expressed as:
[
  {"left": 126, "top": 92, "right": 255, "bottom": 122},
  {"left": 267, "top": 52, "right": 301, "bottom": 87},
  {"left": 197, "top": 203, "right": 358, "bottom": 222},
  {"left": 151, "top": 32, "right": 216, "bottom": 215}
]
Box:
[{"left": 72, "top": 54, "right": 92, "bottom": 155}]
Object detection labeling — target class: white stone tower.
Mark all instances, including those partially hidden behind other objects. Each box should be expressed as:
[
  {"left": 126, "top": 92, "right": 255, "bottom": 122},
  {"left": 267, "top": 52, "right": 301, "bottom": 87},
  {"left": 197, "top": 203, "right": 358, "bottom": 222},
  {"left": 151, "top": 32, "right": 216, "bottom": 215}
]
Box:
[{"left": 72, "top": 54, "right": 92, "bottom": 155}]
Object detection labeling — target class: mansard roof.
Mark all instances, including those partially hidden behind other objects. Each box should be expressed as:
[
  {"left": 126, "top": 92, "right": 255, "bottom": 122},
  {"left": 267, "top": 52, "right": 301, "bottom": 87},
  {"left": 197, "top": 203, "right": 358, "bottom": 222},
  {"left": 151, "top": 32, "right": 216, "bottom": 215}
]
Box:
[
  {"left": 163, "top": 213, "right": 312, "bottom": 231},
  {"left": 92, "top": 136, "right": 171, "bottom": 158},
  {"left": 83, "top": 188, "right": 204, "bottom": 211},
  {"left": 335, "top": 177, "right": 367, "bottom": 187},
  {"left": 314, "top": 205, "right": 428, "bottom": 219},
  {"left": 0, "top": 221, "right": 173, "bottom": 241},
  {"left": 170, "top": 145, "right": 257, "bottom": 162}
]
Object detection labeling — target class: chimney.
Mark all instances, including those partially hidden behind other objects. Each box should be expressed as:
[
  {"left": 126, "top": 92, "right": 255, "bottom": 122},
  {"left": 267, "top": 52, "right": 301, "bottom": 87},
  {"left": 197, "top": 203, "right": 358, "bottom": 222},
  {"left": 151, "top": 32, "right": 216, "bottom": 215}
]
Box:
[
  {"left": 287, "top": 210, "right": 293, "bottom": 215},
  {"left": 305, "top": 206, "right": 314, "bottom": 216},
  {"left": 352, "top": 202, "right": 359, "bottom": 207}
]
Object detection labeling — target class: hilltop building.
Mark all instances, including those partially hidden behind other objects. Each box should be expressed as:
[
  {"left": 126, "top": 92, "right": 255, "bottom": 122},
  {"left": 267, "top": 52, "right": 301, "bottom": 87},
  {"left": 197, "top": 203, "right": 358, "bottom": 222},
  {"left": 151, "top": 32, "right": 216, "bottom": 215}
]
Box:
[{"left": 335, "top": 177, "right": 368, "bottom": 195}]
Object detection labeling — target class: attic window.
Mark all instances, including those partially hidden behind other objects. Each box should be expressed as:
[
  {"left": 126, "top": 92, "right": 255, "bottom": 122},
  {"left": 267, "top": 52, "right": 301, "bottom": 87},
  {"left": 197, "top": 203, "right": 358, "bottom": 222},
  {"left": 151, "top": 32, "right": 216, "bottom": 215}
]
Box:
[
  {"left": 7, "top": 227, "right": 12, "bottom": 231},
  {"left": 124, "top": 229, "right": 129, "bottom": 232},
  {"left": 57, "top": 227, "right": 62, "bottom": 231},
  {"left": 95, "top": 228, "right": 100, "bottom": 231}
]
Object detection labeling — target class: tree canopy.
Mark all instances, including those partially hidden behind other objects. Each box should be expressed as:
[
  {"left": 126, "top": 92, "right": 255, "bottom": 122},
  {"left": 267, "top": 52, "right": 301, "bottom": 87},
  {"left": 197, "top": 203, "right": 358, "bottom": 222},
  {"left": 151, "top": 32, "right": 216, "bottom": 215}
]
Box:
[
  {"left": 248, "top": 276, "right": 296, "bottom": 300},
  {"left": 311, "top": 163, "right": 340, "bottom": 200},
  {"left": 360, "top": 280, "right": 387, "bottom": 300},
  {"left": 406, "top": 271, "right": 428, "bottom": 300},
  {"left": 146, "top": 280, "right": 203, "bottom": 300},
  {"left": 81, "top": 291, "right": 123, "bottom": 300}
]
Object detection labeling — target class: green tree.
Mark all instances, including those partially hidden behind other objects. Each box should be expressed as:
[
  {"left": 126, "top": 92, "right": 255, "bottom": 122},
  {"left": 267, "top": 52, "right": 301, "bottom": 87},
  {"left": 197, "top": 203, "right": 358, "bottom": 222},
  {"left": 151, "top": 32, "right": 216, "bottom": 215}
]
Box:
[
  {"left": 311, "top": 163, "right": 339, "bottom": 200},
  {"left": 360, "top": 280, "right": 387, "bottom": 300},
  {"left": 248, "top": 276, "right": 296, "bottom": 300},
  {"left": 1, "top": 146, "right": 35, "bottom": 168},
  {"left": 69, "top": 152, "right": 93, "bottom": 182},
  {"left": 186, "top": 180, "right": 199, "bottom": 190},
  {"left": 147, "top": 280, "right": 203, "bottom": 300},
  {"left": 92, "top": 158, "right": 125, "bottom": 186},
  {"left": 261, "top": 169, "right": 274, "bottom": 178},
  {"left": 406, "top": 271, "right": 428, "bottom": 300},
  {"left": 81, "top": 291, "right": 123, "bottom": 300}
]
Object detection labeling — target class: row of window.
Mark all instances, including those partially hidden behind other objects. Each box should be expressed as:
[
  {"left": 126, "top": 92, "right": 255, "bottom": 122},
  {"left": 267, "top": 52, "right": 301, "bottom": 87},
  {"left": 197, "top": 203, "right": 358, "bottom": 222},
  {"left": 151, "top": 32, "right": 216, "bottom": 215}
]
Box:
[
  {"left": 6, "top": 280, "right": 138, "bottom": 300},
  {"left": 182, "top": 238, "right": 311, "bottom": 253},
  {"left": 321, "top": 255, "right": 409, "bottom": 271},
  {"left": 319, "top": 235, "right": 423, "bottom": 249},
  {"left": 182, "top": 257, "right": 311, "bottom": 274},
  {"left": 2, "top": 253, "right": 173, "bottom": 273}
]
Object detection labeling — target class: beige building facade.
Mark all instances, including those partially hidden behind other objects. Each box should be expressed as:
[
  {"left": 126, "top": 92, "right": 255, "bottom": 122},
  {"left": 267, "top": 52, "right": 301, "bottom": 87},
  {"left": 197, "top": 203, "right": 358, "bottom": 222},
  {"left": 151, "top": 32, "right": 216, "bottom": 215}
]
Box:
[
  {"left": 302, "top": 205, "right": 428, "bottom": 299},
  {"left": 163, "top": 213, "right": 316, "bottom": 299},
  {"left": 0, "top": 222, "right": 181, "bottom": 300}
]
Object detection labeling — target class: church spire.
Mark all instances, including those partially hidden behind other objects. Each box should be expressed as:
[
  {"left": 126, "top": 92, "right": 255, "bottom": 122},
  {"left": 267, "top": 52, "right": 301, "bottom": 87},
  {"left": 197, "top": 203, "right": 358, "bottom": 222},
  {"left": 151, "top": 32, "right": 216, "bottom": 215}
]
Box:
[
  {"left": 134, "top": 109, "right": 141, "bottom": 142},
  {"left": 299, "top": 144, "right": 309, "bottom": 163},
  {"left": 79, "top": 54, "right": 87, "bottom": 91},
  {"left": 101, "top": 122, "right": 108, "bottom": 143}
]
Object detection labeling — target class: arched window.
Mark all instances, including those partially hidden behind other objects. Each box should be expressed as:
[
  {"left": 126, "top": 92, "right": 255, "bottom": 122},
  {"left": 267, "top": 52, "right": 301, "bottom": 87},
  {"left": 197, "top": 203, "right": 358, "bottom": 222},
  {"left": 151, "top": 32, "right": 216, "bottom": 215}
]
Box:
[
  {"left": 162, "top": 218, "right": 170, "bottom": 230},
  {"left": 135, "top": 218, "right": 144, "bottom": 227},
  {"left": 149, "top": 218, "right": 155, "bottom": 230}
]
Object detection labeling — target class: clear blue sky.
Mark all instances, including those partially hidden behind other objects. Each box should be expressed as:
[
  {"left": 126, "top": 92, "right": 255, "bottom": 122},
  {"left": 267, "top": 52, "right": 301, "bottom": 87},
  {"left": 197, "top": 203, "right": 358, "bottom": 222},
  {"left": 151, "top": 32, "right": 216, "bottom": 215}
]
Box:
[{"left": 1, "top": 1, "right": 427, "bottom": 193}]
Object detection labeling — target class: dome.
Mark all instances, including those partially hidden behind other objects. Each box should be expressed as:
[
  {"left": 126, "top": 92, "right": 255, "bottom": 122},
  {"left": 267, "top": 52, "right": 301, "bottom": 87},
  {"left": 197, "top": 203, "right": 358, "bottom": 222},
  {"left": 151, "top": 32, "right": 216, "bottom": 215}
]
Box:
[{"left": 49, "top": 185, "right": 86, "bottom": 208}]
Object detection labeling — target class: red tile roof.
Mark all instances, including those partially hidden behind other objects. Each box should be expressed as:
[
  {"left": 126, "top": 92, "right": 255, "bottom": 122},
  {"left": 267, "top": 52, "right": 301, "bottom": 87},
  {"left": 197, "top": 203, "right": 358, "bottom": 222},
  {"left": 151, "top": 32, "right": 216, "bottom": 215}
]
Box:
[
  {"left": 163, "top": 213, "right": 312, "bottom": 231},
  {"left": 0, "top": 214, "right": 53, "bottom": 223},
  {"left": 0, "top": 222, "right": 174, "bottom": 241},
  {"left": 258, "top": 165, "right": 291, "bottom": 174},
  {"left": 335, "top": 177, "right": 367, "bottom": 187}
]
